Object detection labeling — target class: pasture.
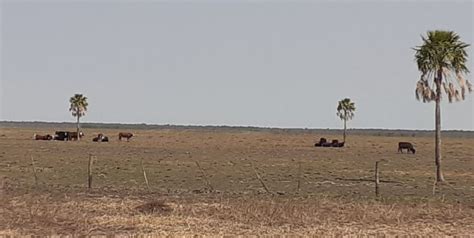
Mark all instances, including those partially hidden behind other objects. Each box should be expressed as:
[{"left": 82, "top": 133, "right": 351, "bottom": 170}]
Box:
[{"left": 1, "top": 126, "right": 473, "bottom": 236}]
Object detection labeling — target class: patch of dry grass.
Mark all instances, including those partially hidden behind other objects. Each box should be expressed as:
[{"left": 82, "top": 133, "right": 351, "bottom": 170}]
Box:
[{"left": 1, "top": 192, "right": 472, "bottom": 236}]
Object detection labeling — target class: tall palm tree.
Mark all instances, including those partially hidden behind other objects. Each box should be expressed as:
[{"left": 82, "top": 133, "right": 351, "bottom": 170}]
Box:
[
  {"left": 414, "top": 30, "right": 472, "bottom": 182},
  {"left": 69, "top": 94, "right": 88, "bottom": 141},
  {"left": 336, "top": 98, "right": 355, "bottom": 142}
]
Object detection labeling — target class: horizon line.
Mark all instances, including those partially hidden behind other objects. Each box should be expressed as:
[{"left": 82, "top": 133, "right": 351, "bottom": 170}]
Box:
[{"left": 1, "top": 120, "right": 473, "bottom": 132}]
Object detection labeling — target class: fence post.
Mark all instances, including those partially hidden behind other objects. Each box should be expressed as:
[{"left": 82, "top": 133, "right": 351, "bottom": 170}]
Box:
[
  {"left": 30, "top": 155, "right": 38, "bottom": 186},
  {"left": 141, "top": 159, "right": 151, "bottom": 191},
  {"left": 297, "top": 160, "right": 302, "bottom": 193},
  {"left": 375, "top": 161, "right": 380, "bottom": 197},
  {"left": 88, "top": 154, "right": 94, "bottom": 189}
]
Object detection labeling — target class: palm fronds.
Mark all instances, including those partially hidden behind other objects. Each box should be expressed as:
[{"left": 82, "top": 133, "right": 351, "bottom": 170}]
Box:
[
  {"left": 336, "top": 98, "right": 356, "bottom": 121},
  {"left": 414, "top": 30, "right": 472, "bottom": 103},
  {"left": 69, "top": 94, "right": 88, "bottom": 117},
  {"left": 415, "top": 78, "right": 436, "bottom": 102}
]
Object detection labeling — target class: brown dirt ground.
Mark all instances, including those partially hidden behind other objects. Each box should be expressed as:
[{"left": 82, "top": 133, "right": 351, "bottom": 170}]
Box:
[{"left": 0, "top": 127, "right": 473, "bottom": 236}]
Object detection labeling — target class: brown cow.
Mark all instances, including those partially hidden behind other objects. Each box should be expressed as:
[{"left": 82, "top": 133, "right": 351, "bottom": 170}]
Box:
[
  {"left": 68, "top": 131, "right": 84, "bottom": 141},
  {"left": 398, "top": 142, "right": 416, "bottom": 154},
  {"left": 33, "top": 134, "right": 53, "bottom": 140},
  {"left": 119, "top": 132, "right": 133, "bottom": 141}
]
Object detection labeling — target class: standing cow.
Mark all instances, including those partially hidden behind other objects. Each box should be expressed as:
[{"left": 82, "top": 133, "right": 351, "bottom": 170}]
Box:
[
  {"left": 118, "top": 132, "right": 133, "bottom": 141},
  {"left": 398, "top": 142, "right": 416, "bottom": 154}
]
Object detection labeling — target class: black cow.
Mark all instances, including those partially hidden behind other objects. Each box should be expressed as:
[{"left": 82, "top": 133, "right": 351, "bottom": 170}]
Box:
[
  {"left": 333, "top": 142, "right": 345, "bottom": 147},
  {"left": 322, "top": 141, "right": 333, "bottom": 147},
  {"left": 331, "top": 139, "right": 345, "bottom": 147},
  {"left": 398, "top": 142, "right": 416, "bottom": 154},
  {"left": 54, "top": 131, "right": 84, "bottom": 141},
  {"left": 93, "top": 133, "right": 109, "bottom": 142},
  {"left": 54, "top": 131, "right": 69, "bottom": 141},
  {"left": 314, "top": 138, "right": 327, "bottom": 147},
  {"left": 315, "top": 138, "right": 345, "bottom": 147}
]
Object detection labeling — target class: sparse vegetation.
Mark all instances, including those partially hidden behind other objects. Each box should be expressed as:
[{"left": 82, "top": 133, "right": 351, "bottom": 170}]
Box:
[{"left": 1, "top": 126, "right": 473, "bottom": 236}]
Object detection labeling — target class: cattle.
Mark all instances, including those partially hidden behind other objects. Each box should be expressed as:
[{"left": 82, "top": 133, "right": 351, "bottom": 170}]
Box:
[
  {"left": 333, "top": 141, "right": 345, "bottom": 147},
  {"left": 317, "top": 138, "right": 334, "bottom": 147},
  {"left": 331, "top": 139, "right": 345, "bottom": 147},
  {"left": 54, "top": 131, "right": 69, "bottom": 141},
  {"left": 314, "top": 138, "right": 327, "bottom": 147},
  {"left": 33, "top": 134, "right": 53, "bottom": 140},
  {"left": 54, "top": 131, "right": 84, "bottom": 141},
  {"left": 398, "top": 142, "right": 416, "bottom": 154},
  {"left": 322, "top": 141, "right": 333, "bottom": 147},
  {"left": 68, "top": 131, "right": 84, "bottom": 141},
  {"left": 315, "top": 137, "right": 344, "bottom": 147},
  {"left": 119, "top": 132, "right": 133, "bottom": 141},
  {"left": 93, "top": 133, "right": 109, "bottom": 142}
]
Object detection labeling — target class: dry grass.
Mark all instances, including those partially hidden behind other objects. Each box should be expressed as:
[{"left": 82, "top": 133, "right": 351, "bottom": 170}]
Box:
[
  {"left": 1, "top": 127, "right": 474, "bottom": 235},
  {"left": 0, "top": 192, "right": 472, "bottom": 236}
]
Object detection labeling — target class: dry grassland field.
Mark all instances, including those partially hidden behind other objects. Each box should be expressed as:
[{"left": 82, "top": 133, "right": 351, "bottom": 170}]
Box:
[{"left": 1, "top": 125, "right": 473, "bottom": 236}]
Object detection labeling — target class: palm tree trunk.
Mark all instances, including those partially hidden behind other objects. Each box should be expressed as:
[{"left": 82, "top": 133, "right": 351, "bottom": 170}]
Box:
[
  {"left": 343, "top": 119, "right": 347, "bottom": 142},
  {"left": 76, "top": 113, "right": 80, "bottom": 141},
  {"left": 435, "top": 70, "right": 444, "bottom": 182}
]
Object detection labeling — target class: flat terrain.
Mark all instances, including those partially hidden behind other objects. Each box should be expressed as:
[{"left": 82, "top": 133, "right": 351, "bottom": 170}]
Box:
[{"left": 1, "top": 126, "right": 473, "bottom": 236}]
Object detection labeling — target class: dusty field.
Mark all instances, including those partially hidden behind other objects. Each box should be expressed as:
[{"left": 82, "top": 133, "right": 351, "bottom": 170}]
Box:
[{"left": 1, "top": 127, "right": 473, "bottom": 236}]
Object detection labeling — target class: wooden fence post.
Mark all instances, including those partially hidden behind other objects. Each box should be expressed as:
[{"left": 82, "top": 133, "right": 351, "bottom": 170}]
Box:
[
  {"left": 30, "top": 155, "right": 38, "bottom": 186},
  {"left": 375, "top": 161, "right": 380, "bottom": 197},
  {"left": 88, "top": 154, "right": 94, "bottom": 189},
  {"left": 141, "top": 159, "right": 151, "bottom": 191},
  {"left": 297, "top": 160, "right": 302, "bottom": 193}
]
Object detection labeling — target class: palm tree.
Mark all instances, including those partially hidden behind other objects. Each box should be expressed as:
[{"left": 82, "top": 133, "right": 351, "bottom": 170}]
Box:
[
  {"left": 69, "top": 94, "right": 88, "bottom": 140},
  {"left": 414, "top": 30, "right": 472, "bottom": 182},
  {"left": 336, "top": 98, "right": 355, "bottom": 142}
]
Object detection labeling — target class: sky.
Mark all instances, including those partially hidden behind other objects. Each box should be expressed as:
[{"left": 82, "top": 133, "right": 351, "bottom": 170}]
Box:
[{"left": 0, "top": 0, "right": 473, "bottom": 130}]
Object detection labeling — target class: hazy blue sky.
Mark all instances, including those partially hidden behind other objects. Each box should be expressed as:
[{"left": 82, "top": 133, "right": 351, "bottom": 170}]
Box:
[{"left": 1, "top": 0, "right": 473, "bottom": 130}]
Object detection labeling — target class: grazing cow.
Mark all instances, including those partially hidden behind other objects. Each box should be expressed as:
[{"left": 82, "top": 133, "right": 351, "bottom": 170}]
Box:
[
  {"left": 93, "top": 133, "right": 109, "bottom": 142},
  {"left": 398, "top": 142, "right": 416, "bottom": 154},
  {"left": 33, "top": 134, "right": 53, "bottom": 140},
  {"left": 119, "top": 132, "right": 133, "bottom": 141}
]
